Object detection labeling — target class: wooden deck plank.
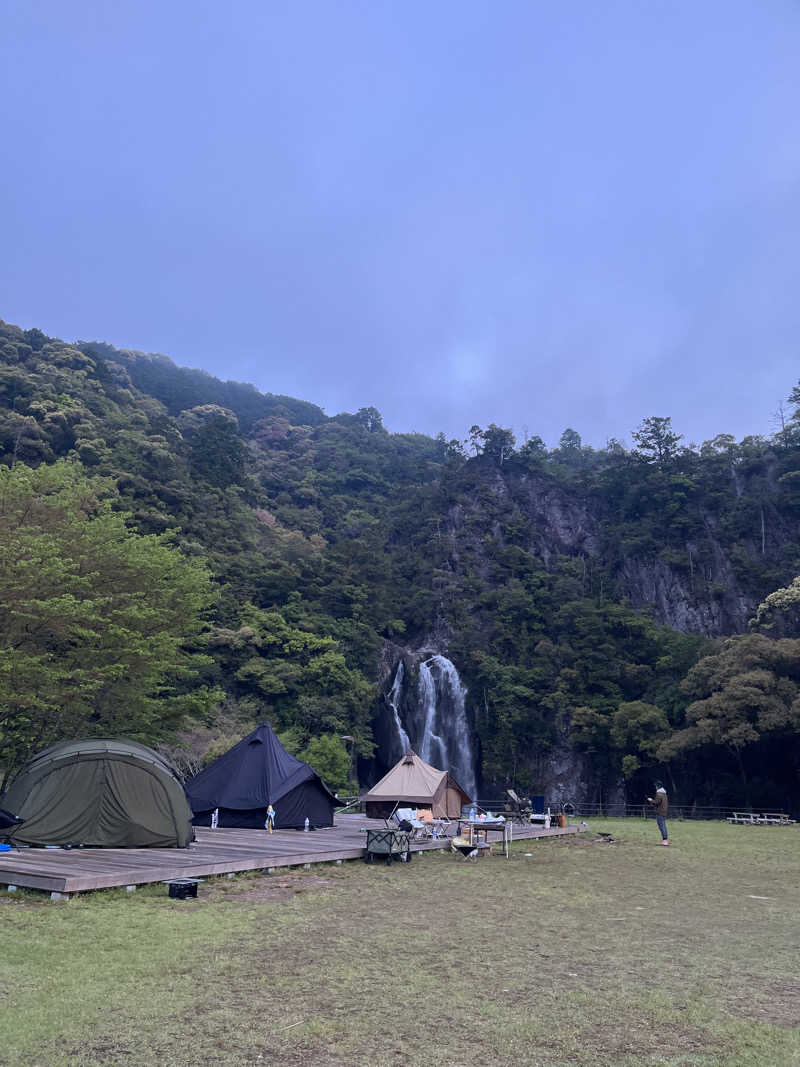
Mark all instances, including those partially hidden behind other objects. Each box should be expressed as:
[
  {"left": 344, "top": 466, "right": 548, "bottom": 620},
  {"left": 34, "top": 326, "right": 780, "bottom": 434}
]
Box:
[{"left": 0, "top": 817, "right": 583, "bottom": 893}]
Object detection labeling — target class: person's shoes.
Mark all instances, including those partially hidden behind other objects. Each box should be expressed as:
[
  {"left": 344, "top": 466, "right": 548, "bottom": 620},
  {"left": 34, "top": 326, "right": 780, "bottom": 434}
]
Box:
[{"left": 661, "top": 840, "right": 670, "bottom": 846}]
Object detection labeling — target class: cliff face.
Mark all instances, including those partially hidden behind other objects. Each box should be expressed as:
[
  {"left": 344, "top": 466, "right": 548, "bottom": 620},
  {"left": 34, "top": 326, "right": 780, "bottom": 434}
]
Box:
[
  {"left": 437, "top": 462, "right": 796, "bottom": 638},
  {"left": 527, "top": 738, "right": 626, "bottom": 814},
  {"left": 619, "top": 554, "right": 751, "bottom": 635},
  {"left": 514, "top": 471, "right": 602, "bottom": 561}
]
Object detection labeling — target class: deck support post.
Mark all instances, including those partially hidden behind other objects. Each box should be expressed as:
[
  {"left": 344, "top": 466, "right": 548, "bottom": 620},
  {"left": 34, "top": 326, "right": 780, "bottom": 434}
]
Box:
[
  {"left": 50, "top": 891, "right": 70, "bottom": 902},
  {"left": 302, "top": 863, "right": 311, "bottom": 870},
  {"left": 6, "top": 885, "right": 18, "bottom": 893},
  {"left": 126, "top": 885, "right": 136, "bottom": 893}
]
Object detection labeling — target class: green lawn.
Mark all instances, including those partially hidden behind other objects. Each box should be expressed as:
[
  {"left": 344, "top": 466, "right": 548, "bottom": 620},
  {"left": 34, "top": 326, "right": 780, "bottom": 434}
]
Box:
[{"left": 2, "top": 819, "right": 799, "bottom": 1066}]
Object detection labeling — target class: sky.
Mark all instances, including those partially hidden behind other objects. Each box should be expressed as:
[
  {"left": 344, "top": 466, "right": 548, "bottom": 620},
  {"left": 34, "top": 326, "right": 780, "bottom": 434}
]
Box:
[{"left": 1, "top": 1, "right": 799, "bottom": 448}]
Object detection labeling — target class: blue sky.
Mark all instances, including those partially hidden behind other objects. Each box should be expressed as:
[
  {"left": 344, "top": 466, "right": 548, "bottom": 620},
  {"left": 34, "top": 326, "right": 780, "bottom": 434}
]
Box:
[{"left": 2, "top": 2, "right": 799, "bottom": 447}]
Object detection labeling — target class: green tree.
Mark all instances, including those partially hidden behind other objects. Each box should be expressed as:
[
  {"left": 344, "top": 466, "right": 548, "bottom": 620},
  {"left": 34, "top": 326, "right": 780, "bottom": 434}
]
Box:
[
  {"left": 468, "top": 425, "right": 484, "bottom": 456},
  {"left": 788, "top": 380, "right": 800, "bottom": 422},
  {"left": 481, "top": 424, "right": 516, "bottom": 466},
  {"left": 299, "top": 733, "right": 352, "bottom": 793},
  {"left": 610, "top": 700, "right": 671, "bottom": 778},
  {"left": 517, "top": 434, "right": 547, "bottom": 467},
  {"left": 354, "top": 407, "right": 385, "bottom": 433},
  {"left": 659, "top": 634, "right": 800, "bottom": 797},
  {"left": 178, "top": 405, "right": 248, "bottom": 488},
  {"left": 558, "top": 428, "right": 582, "bottom": 453},
  {"left": 0, "top": 460, "right": 221, "bottom": 783},
  {"left": 631, "top": 416, "right": 682, "bottom": 469},
  {"left": 205, "top": 603, "right": 376, "bottom": 758},
  {"left": 750, "top": 575, "right": 800, "bottom": 633}
]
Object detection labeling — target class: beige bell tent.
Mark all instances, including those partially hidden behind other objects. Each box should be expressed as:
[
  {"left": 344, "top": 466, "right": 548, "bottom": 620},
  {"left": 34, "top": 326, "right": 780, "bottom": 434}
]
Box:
[{"left": 362, "top": 749, "right": 472, "bottom": 819}]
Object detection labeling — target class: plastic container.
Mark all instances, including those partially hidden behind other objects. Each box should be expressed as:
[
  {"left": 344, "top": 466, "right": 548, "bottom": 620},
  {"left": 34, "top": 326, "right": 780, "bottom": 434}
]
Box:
[{"left": 167, "top": 879, "right": 198, "bottom": 900}]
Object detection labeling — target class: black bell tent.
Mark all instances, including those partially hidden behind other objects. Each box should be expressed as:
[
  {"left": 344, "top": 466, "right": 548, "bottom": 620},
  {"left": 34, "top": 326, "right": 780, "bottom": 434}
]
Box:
[{"left": 185, "top": 722, "right": 341, "bottom": 829}]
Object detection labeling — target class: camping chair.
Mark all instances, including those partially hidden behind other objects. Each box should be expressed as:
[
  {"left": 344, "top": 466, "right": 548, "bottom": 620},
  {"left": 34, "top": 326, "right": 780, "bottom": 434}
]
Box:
[
  {"left": 414, "top": 808, "right": 438, "bottom": 839},
  {"left": 414, "top": 808, "right": 457, "bottom": 839},
  {"left": 392, "top": 808, "right": 427, "bottom": 840},
  {"left": 506, "top": 790, "right": 542, "bottom": 825},
  {"left": 505, "top": 790, "right": 532, "bottom": 822},
  {"left": 0, "top": 807, "right": 24, "bottom": 851}
]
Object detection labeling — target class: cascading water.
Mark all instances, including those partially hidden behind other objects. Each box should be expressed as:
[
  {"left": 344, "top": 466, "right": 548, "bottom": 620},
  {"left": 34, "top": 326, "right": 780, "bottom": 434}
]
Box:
[
  {"left": 382, "top": 653, "right": 477, "bottom": 799},
  {"left": 426, "top": 655, "right": 475, "bottom": 799},
  {"left": 386, "top": 660, "right": 410, "bottom": 759},
  {"left": 417, "top": 660, "right": 447, "bottom": 768}
]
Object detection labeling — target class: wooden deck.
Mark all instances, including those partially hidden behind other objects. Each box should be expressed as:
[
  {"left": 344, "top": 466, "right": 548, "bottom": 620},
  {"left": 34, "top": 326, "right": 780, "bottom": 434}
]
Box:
[{"left": 0, "top": 815, "right": 584, "bottom": 896}]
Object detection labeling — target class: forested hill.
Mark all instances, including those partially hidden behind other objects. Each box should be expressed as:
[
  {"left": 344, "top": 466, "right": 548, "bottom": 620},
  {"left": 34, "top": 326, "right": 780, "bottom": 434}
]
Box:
[{"left": 2, "top": 317, "right": 800, "bottom": 812}]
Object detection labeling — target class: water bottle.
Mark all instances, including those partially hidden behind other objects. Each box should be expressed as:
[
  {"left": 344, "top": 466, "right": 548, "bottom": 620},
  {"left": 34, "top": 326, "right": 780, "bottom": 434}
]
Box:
[{"left": 304, "top": 817, "right": 309, "bottom": 832}]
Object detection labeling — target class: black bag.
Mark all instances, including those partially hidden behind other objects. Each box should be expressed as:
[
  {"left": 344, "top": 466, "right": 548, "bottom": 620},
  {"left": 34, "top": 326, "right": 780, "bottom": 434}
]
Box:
[{"left": 0, "top": 808, "right": 23, "bottom": 831}]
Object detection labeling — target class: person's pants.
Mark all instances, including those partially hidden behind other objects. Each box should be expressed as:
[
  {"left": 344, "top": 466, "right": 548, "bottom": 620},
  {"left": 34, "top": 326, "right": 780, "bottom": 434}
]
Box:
[{"left": 656, "top": 815, "right": 668, "bottom": 840}]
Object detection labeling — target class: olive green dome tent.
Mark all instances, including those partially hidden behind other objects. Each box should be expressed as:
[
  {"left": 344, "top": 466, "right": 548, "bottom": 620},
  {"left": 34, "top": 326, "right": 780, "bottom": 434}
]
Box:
[{"left": 2, "top": 739, "right": 193, "bottom": 848}]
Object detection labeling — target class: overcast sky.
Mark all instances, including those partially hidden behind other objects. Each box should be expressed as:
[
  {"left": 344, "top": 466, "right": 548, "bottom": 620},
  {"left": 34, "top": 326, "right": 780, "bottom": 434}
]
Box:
[{"left": 2, "top": 2, "right": 799, "bottom": 448}]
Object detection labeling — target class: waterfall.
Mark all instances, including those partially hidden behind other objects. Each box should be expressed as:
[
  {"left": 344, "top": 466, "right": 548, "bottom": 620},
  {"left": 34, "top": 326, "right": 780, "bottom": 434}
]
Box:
[
  {"left": 380, "top": 652, "right": 477, "bottom": 799},
  {"left": 423, "top": 655, "right": 476, "bottom": 800},
  {"left": 387, "top": 661, "right": 410, "bottom": 757},
  {"left": 417, "top": 660, "right": 447, "bottom": 767}
]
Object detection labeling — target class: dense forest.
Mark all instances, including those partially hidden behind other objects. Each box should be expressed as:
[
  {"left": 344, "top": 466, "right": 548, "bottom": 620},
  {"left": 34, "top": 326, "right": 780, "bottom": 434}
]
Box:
[{"left": 2, "top": 317, "right": 799, "bottom": 811}]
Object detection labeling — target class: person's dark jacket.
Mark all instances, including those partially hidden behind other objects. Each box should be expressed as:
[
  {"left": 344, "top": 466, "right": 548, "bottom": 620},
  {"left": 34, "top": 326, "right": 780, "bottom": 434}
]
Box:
[{"left": 649, "top": 790, "right": 668, "bottom": 817}]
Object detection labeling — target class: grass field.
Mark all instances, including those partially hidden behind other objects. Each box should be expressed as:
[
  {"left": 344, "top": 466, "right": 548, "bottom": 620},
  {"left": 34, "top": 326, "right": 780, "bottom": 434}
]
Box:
[{"left": 2, "top": 818, "right": 799, "bottom": 1067}]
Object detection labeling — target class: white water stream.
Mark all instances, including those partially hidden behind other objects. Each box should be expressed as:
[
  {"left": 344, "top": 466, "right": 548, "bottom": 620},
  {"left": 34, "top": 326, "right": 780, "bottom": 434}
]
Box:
[
  {"left": 385, "top": 653, "right": 477, "bottom": 799},
  {"left": 387, "top": 660, "right": 410, "bottom": 754}
]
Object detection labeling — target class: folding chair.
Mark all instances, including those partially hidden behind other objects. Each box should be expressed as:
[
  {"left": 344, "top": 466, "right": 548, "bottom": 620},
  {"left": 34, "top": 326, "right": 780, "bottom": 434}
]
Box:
[
  {"left": 430, "top": 814, "right": 452, "bottom": 838},
  {"left": 393, "top": 807, "right": 427, "bottom": 840},
  {"left": 414, "top": 808, "right": 439, "bottom": 839}
]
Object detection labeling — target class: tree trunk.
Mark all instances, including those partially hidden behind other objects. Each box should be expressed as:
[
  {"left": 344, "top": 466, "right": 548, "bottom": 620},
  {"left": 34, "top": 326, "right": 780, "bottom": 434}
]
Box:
[
  {"left": 668, "top": 765, "right": 679, "bottom": 800},
  {"left": 760, "top": 506, "right": 766, "bottom": 556},
  {"left": 733, "top": 746, "right": 750, "bottom": 807}
]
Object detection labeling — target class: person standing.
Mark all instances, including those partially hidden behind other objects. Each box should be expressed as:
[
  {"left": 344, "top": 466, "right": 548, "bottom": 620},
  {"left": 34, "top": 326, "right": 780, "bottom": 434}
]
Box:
[{"left": 647, "top": 780, "right": 669, "bottom": 845}]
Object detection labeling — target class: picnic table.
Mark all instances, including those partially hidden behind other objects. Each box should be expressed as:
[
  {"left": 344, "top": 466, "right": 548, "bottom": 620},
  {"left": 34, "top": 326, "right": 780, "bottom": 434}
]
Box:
[
  {"left": 456, "top": 819, "right": 513, "bottom": 857},
  {"left": 727, "top": 812, "right": 795, "bottom": 826},
  {"left": 457, "top": 819, "right": 508, "bottom": 843}
]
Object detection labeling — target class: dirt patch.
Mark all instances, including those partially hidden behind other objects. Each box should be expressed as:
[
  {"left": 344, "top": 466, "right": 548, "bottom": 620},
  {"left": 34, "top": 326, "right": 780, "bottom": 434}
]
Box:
[
  {"left": 0, "top": 892, "right": 48, "bottom": 908},
  {"left": 224, "top": 874, "right": 339, "bottom": 904},
  {"left": 550, "top": 834, "right": 619, "bottom": 848},
  {"left": 731, "top": 981, "right": 800, "bottom": 1028},
  {"left": 576, "top": 1019, "right": 714, "bottom": 1059},
  {"left": 66, "top": 1043, "right": 134, "bottom": 1062}
]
